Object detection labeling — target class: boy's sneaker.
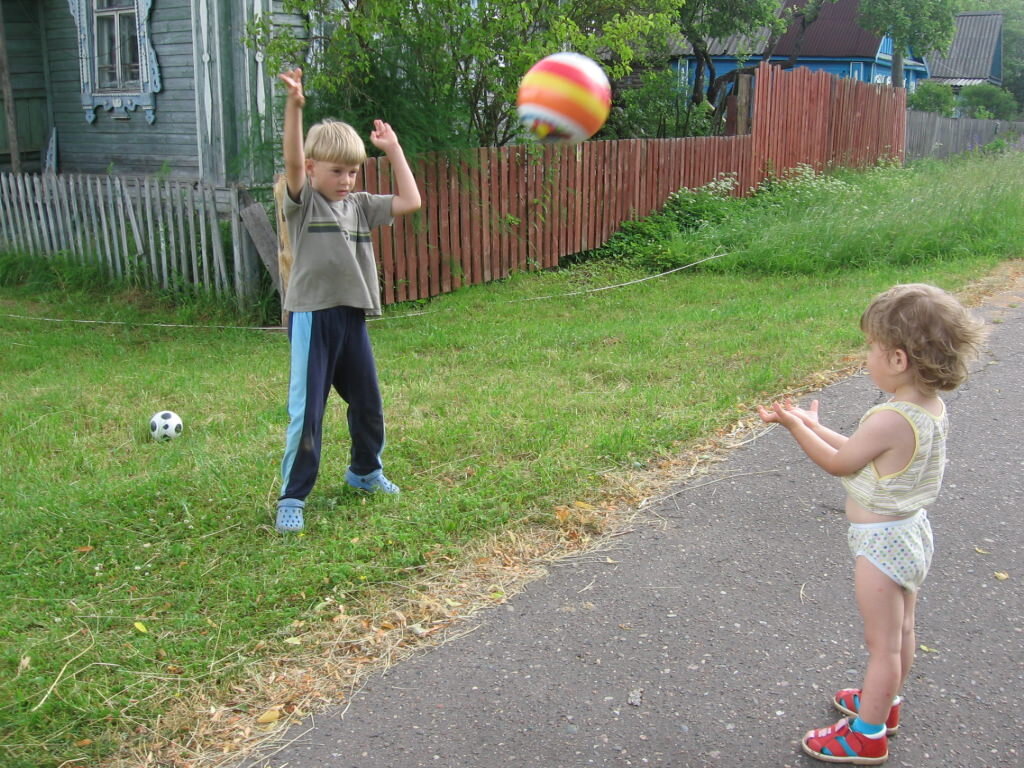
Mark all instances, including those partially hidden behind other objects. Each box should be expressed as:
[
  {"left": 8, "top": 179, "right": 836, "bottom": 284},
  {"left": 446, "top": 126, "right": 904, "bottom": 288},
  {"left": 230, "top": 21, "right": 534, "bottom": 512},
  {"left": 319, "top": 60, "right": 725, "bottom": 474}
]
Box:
[
  {"left": 275, "top": 500, "right": 304, "bottom": 533},
  {"left": 802, "top": 718, "right": 888, "bottom": 765},
  {"left": 345, "top": 468, "right": 400, "bottom": 494},
  {"left": 833, "top": 689, "right": 900, "bottom": 735}
]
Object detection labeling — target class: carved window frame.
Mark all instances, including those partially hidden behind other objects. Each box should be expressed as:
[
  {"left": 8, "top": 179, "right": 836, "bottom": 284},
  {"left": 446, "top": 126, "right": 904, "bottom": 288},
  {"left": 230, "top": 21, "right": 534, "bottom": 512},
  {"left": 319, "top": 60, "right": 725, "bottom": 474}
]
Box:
[{"left": 67, "top": 0, "right": 161, "bottom": 123}]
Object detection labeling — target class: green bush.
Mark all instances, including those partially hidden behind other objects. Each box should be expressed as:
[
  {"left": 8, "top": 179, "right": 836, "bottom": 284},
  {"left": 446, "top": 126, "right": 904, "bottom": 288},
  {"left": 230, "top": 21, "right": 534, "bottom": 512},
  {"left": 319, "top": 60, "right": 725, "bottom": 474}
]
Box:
[
  {"left": 0, "top": 251, "right": 110, "bottom": 292},
  {"left": 579, "top": 153, "right": 1024, "bottom": 276},
  {"left": 908, "top": 81, "right": 956, "bottom": 117},
  {"left": 959, "top": 83, "right": 1020, "bottom": 120}
]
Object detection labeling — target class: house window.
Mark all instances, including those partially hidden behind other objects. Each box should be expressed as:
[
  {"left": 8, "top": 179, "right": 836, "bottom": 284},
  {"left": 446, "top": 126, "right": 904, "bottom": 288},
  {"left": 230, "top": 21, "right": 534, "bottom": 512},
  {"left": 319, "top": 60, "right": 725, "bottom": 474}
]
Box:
[
  {"left": 677, "top": 60, "right": 690, "bottom": 88},
  {"left": 94, "top": 0, "right": 141, "bottom": 90},
  {"left": 67, "top": 0, "right": 161, "bottom": 123}
]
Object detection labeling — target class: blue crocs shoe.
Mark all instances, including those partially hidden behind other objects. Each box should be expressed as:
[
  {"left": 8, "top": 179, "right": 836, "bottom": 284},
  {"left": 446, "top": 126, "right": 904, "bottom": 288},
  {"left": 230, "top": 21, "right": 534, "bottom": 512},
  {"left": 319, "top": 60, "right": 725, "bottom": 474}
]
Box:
[
  {"left": 345, "top": 468, "right": 400, "bottom": 494},
  {"left": 275, "top": 499, "right": 305, "bottom": 532}
]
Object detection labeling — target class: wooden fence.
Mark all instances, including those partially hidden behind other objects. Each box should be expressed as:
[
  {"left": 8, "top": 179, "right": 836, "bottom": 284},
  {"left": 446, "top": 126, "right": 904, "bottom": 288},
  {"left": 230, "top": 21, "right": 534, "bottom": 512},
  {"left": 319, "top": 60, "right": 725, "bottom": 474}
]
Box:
[
  {"left": 1, "top": 63, "right": 908, "bottom": 306},
  {"left": 369, "top": 135, "right": 756, "bottom": 306},
  {"left": 753, "top": 64, "right": 905, "bottom": 172},
  {"left": 367, "top": 63, "right": 906, "bottom": 305},
  {"left": 0, "top": 172, "right": 258, "bottom": 299},
  {"left": 905, "top": 110, "right": 1024, "bottom": 160}
]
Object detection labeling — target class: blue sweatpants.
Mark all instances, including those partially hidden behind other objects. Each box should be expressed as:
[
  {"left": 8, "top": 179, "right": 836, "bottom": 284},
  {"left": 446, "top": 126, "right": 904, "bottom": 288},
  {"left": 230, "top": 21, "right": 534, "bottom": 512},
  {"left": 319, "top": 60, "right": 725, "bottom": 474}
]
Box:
[{"left": 279, "top": 306, "right": 385, "bottom": 503}]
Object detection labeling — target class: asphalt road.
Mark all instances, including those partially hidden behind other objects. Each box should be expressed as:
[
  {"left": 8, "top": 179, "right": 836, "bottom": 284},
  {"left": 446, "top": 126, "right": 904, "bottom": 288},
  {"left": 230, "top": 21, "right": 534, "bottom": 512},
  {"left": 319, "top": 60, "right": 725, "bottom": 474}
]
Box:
[{"left": 243, "top": 285, "right": 1023, "bottom": 768}]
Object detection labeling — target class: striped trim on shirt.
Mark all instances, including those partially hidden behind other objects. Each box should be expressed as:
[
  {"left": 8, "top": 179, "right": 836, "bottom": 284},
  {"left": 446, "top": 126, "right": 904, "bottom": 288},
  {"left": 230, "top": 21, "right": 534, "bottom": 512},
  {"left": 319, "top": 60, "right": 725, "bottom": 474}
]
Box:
[{"left": 840, "top": 400, "right": 948, "bottom": 517}]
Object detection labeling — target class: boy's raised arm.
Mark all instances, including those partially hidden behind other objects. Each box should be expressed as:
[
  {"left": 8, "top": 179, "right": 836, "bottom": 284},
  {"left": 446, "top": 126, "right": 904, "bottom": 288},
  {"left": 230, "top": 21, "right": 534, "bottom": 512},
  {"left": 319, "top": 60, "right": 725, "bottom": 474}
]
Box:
[
  {"left": 370, "top": 120, "right": 421, "bottom": 216},
  {"left": 279, "top": 69, "right": 306, "bottom": 201}
]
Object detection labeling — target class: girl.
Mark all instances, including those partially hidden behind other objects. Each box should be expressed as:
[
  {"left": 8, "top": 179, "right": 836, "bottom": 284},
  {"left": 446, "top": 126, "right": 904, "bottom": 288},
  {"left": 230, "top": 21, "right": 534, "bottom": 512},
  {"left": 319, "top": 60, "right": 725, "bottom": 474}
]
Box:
[{"left": 758, "top": 284, "right": 984, "bottom": 764}]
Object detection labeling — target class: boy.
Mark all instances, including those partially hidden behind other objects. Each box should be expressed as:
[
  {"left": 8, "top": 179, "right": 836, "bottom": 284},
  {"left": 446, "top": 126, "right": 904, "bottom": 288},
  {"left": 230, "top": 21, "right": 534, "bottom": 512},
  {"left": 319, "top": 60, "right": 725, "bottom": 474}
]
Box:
[
  {"left": 274, "top": 68, "right": 421, "bottom": 533},
  {"left": 758, "top": 284, "right": 984, "bottom": 764}
]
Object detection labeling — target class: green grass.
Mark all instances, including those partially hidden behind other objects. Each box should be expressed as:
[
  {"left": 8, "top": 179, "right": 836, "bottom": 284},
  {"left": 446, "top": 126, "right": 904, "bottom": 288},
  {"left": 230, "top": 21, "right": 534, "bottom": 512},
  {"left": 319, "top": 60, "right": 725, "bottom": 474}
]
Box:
[{"left": 2, "top": 149, "right": 1023, "bottom": 767}]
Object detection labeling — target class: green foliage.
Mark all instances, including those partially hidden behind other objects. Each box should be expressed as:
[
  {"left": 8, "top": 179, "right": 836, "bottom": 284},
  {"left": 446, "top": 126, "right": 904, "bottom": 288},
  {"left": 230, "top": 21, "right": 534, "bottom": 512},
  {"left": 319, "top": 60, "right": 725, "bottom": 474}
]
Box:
[
  {"left": 679, "top": 0, "right": 786, "bottom": 104},
  {"left": 601, "top": 68, "right": 716, "bottom": 139},
  {"left": 975, "top": 131, "right": 1024, "bottom": 154},
  {"left": 908, "top": 81, "right": 957, "bottom": 116},
  {"left": 959, "top": 83, "right": 1021, "bottom": 120},
  {"left": 858, "top": 0, "right": 958, "bottom": 54},
  {"left": 581, "top": 172, "right": 736, "bottom": 268},
  {"left": 0, "top": 251, "right": 109, "bottom": 292},
  {"left": 858, "top": 0, "right": 958, "bottom": 85},
  {"left": 582, "top": 153, "right": 1024, "bottom": 276},
  {"left": 981, "top": 136, "right": 1008, "bottom": 152},
  {"left": 251, "top": 0, "right": 686, "bottom": 153},
  {"left": 0, "top": 250, "right": 272, "bottom": 327}
]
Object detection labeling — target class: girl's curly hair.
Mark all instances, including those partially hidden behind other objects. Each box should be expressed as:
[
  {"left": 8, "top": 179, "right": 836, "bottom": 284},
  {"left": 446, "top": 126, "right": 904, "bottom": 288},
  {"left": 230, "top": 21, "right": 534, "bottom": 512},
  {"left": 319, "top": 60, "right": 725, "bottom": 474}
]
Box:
[{"left": 861, "top": 283, "right": 986, "bottom": 394}]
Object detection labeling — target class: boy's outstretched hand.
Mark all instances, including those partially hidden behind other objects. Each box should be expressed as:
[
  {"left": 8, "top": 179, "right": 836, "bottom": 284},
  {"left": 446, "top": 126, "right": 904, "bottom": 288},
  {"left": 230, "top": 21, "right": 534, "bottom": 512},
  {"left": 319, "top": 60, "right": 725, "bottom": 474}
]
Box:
[
  {"left": 370, "top": 120, "right": 401, "bottom": 154},
  {"left": 279, "top": 68, "right": 305, "bottom": 107}
]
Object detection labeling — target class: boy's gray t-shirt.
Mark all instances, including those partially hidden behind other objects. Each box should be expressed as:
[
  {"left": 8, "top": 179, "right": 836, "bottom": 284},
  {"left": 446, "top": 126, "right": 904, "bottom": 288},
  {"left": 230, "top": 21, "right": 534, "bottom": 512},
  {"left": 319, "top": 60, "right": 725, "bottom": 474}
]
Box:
[{"left": 283, "top": 182, "right": 394, "bottom": 315}]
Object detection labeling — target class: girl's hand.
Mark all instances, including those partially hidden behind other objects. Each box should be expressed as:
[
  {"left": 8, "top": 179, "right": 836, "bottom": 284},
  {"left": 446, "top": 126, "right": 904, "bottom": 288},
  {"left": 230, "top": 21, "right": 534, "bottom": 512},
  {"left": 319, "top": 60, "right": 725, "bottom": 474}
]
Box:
[
  {"left": 757, "top": 401, "right": 802, "bottom": 429},
  {"left": 369, "top": 120, "right": 399, "bottom": 153},
  {"left": 785, "top": 398, "right": 820, "bottom": 426}
]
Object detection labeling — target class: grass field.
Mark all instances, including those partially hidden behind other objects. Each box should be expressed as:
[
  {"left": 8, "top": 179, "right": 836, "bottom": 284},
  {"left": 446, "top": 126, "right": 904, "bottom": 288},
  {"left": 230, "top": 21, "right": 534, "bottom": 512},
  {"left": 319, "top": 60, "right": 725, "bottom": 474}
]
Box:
[{"left": 2, "top": 150, "right": 1023, "bottom": 768}]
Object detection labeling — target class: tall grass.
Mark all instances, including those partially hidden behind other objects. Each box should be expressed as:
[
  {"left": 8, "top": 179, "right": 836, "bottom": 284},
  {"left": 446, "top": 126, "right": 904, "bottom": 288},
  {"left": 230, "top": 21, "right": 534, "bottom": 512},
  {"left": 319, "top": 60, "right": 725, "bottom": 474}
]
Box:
[
  {"left": 1, "top": 150, "right": 1022, "bottom": 768},
  {"left": 594, "top": 152, "right": 1024, "bottom": 276}
]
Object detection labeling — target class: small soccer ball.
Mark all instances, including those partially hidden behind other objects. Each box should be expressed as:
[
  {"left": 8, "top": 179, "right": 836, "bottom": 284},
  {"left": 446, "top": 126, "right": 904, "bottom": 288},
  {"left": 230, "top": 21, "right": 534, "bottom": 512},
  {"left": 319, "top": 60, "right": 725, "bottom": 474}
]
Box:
[
  {"left": 517, "top": 52, "right": 612, "bottom": 144},
  {"left": 150, "top": 411, "right": 183, "bottom": 441}
]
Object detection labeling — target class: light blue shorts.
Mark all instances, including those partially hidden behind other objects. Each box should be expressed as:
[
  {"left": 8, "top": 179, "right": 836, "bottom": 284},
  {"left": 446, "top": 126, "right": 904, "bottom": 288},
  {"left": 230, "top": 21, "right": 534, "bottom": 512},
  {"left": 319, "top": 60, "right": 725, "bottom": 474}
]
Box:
[{"left": 847, "top": 509, "right": 934, "bottom": 592}]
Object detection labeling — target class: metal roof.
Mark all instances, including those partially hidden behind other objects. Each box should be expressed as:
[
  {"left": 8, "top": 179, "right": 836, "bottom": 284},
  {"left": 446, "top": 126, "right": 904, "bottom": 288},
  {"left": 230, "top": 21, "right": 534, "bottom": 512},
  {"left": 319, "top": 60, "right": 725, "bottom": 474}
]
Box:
[
  {"left": 772, "top": 0, "right": 884, "bottom": 59},
  {"left": 666, "top": 26, "right": 777, "bottom": 58},
  {"left": 671, "top": 0, "right": 924, "bottom": 63},
  {"left": 926, "top": 12, "right": 1003, "bottom": 84},
  {"left": 933, "top": 77, "right": 993, "bottom": 88}
]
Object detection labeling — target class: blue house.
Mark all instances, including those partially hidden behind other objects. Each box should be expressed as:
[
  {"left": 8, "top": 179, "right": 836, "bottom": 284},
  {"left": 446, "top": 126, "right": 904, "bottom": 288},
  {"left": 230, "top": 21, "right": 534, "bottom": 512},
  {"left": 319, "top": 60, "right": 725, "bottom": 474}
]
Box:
[{"left": 675, "top": 0, "right": 930, "bottom": 96}]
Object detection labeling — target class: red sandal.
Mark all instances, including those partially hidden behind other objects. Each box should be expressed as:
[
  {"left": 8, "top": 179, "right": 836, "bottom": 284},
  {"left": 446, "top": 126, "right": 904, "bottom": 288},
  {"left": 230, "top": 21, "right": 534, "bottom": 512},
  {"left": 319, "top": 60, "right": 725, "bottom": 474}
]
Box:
[
  {"left": 802, "top": 718, "right": 888, "bottom": 765},
  {"left": 833, "top": 688, "right": 900, "bottom": 735}
]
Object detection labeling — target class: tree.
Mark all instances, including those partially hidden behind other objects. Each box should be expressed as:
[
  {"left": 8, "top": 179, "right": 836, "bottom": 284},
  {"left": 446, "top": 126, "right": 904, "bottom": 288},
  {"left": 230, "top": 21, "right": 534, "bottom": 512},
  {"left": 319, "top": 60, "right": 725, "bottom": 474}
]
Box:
[
  {"left": 776, "top": 0, "right": 838, "bottom": 70},
  {"left": 676, "top": 0, "right": 786, "bottom": 107},
  {"left": 604, "top": 68, "right": 716, "bottom": 139},
  {"left": 907, "top": 81, "right": 956, "bottom": 116},
  {"left": 959, "top": 83, "right": 1020, "bottom": 119},
  {"left": 706, "top": 0, "right": 838, "bottom": 111},
  {"left": 858, "top": 0, "right": 959, "bottom": 88},
  {"left": 252, "top": 0, "right": 686, "bottom": 152}
]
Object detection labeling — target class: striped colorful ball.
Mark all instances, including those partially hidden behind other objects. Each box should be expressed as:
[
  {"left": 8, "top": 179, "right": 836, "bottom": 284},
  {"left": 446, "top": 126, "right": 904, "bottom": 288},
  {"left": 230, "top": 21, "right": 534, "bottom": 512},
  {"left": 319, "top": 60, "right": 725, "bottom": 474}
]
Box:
[{"left": 517, "top": 53, "right": 611, "bottom": 144}]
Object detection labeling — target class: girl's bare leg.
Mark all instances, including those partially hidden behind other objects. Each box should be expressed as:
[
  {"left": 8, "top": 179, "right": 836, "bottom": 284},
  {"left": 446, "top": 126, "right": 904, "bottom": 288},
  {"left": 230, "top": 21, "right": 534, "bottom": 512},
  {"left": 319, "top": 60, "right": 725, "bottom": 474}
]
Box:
[{"left": 854, "top": 557, "right": 906, "bottom": 725}]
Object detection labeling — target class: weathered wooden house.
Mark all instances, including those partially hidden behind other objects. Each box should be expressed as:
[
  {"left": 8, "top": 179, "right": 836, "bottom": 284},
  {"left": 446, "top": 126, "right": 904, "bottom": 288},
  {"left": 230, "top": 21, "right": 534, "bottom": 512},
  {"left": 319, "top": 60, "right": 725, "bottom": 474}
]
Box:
[{"left": 0, "top": 0, "right": 290, "bottom": 182}]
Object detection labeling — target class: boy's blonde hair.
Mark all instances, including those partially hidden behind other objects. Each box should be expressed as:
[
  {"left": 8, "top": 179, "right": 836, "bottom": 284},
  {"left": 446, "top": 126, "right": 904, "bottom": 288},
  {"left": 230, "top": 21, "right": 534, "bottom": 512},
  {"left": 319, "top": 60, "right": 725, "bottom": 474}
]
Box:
[
  {"left": 304, "top": 119, "right": 366, "bottom": 166},
  {"left": 860, "top": 283, "right": 985, "bottom": 393}
]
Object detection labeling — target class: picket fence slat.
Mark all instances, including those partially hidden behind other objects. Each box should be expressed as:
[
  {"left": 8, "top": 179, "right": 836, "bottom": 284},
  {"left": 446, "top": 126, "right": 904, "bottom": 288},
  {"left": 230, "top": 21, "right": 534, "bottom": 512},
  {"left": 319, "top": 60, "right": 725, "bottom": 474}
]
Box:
[
  {"left": 0, "top": 175, "right": 11, "bottom": 247},
  {"left": 66, "top": 175, "right": 82, "bottom": 260},
  {"left": 1, "top": 174, "right": 19, "bottom": 250},
  {"left": 0, "top": 168, "right": 255, "bottom": 298},
  {"left": 93, "top": 177, "right": 111, "bottom": 276},
  {"left": 37, "top": 175, "right": 55, "bottom": 252},
  {"left": 183, "top": 184, "right": 198, "bottom": 288},
  {"left": 203, "top": 184, "right": 226, "bottom": 293},
  {"left": 16, "top": 175, "right": 33, "bottom": 253},
  {"left": 113, "top": 179, "right": 127, "bottom": 276},
  {"left": 59, "top": 174, "right": 72, "bottom": 257}
]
